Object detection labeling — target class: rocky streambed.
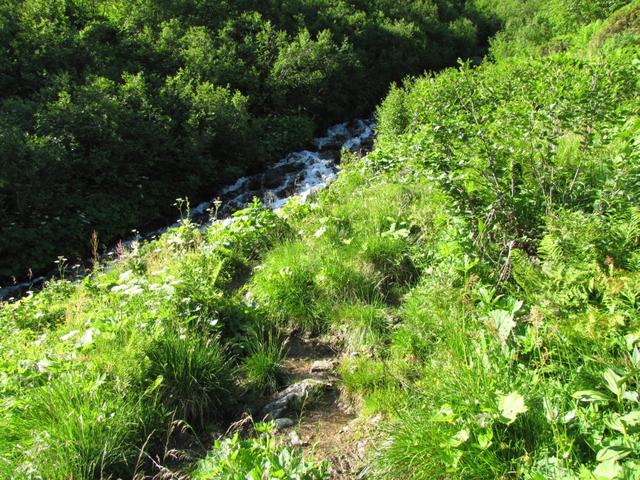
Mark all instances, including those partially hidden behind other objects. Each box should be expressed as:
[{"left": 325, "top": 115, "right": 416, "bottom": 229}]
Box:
[
  {"left": 191, "top": 118, "right": 374, "bottom": 219},
  {"left": 0, "top": 118, "right": 375, "bottom": 301}
]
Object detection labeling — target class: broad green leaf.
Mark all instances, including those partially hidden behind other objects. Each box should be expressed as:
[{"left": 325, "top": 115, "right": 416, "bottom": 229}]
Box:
[
  {"left": 543, "top": 397, "right": 558, "bottom": 423},
  {"left": 444, "top": 449, "right": 463, "bottom": 471},
  {"left": 448, "top": 429, "right": 469, "bottom": 447},
  {"left": 561, "top": 409, "right": 577, "bottom": 424},
  {"left": 393, "top": 228, "right": 410, "bottom": 239},
  {"left": 76, "top": 328, "right": 95, "bottom": 348},
  {"left": 573, "top": 390, "right": 611, "bottom": 402},
  {"left": 596, "top": 446, "right": 631, "bottom": 463},
  {"left": 605, "top": 416, "right": 626, "bottom": 435},
  {"left": 603, "top": 369, "right": 623, "bottom": 397},
  {"left": 621, "top": 411, "right": 640, "bottom": 428},
  {"left": 145, "top": 375, "right": 164, "bottom": 395},
  {"left": 60, "top": 329, "right": 80, "bottom": 342},
  {"left": 433, "top": 404, "right": 456, "bottom": 423},
  {"left": 625, "top": 333, "right": 640, "bottom": 352},
  {"left": 498, "top": 391, "right": 528, "bottom": 424},
  {"left": 488, "top": 310, "right": 516, "bottom": 344},
  {"left": 477, "top": 429, "right": 493, "bottom": 450},
  {"left": 511, "top": 299, "right": 524, "bottom": 314},
  {"left": 631, "top": 347, "right": 640, "bottom": 368},
  {"left": 593, "top": 460, "right": 622, "bottom": 480}
]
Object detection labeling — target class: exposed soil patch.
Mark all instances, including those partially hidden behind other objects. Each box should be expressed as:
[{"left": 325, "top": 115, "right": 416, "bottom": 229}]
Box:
[
  {"left": 284, "top": 336, "right": 338, "bottom": 380},
  {"left": 157, "top": 337, "right": 369, "bottom": 479},
  {"left": 296, "top": 394, "right": 364, "bottom": 479},
  {"left": 272, "top": 335, "right": 368, "bottom": 479}
]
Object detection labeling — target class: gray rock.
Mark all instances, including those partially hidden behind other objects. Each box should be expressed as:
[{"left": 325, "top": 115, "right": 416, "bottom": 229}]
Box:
[
  {"left": 274, "top": 417, "right": 295, "bottom": 430},
  {"left": 264, "top": 408, "right": 286, "bottom": 420},
  {"left": 263, "top": 379, "right": 329, "bottom": 418},
  {"left": 263, "top": 172, "right": 287, "bottom": 189},
  {"left": 319, "top": 148, "right": 340, "bottom": 160},
  {"left": 289, "top": 430, "right": 305, "bottom": 446},
  {"left": 309, "top": 359, "right": 335, "bottom": 373}
]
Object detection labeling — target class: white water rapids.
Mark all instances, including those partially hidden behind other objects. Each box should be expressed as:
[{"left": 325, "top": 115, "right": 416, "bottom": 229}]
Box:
[{"left": 0, "top": 118, "right": 375, "bottom": 300}]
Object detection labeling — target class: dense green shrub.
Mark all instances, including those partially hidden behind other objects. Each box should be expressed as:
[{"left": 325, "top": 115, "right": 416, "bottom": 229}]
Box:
[
  {"left": 348, "top": 3, "right": 640, "bottom": 477},
  {"left": 375, "top": 45, "right": 639, "bottom": 267},
  {"left": 478, "top": 0, "right": 632, "bottom": 58},
  {"left": 0, "top": 203, "right": 296, "bottom": 478},
  {"left": 192, "top": 422, "right": 329, "bottom": 479},
  {"left": 0, "top": 0, "right": 495, "bottom": 281},
  {"left": 3, "top": 2, "right": 640, "bottom": 478}
]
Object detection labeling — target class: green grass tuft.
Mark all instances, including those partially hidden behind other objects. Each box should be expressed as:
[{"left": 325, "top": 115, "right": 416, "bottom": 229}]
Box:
[
  {"left": 146, "top": 334, "right": 232, "bottom": 424},
  {"left": 240, "top": 325, "right": 287, "bottom": 395}
]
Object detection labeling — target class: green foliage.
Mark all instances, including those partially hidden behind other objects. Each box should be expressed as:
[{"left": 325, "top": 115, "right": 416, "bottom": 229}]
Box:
[
  {"left": 333, "top": 302, "right": 389, "bottom": 355},
  {"left": 374, "top": 45, "right": 640, "bottom": 267},
  {"left": 0, "top": 0, "right": 493, "bottom": 281},
  {"left": 0, "top": 279, "right": 74, "bottom": 330},
  {"left": 480, "top": 0, "right": 633, "bottom": 59},
  {"left": 0, "top": 202, "right": 301, "bottom": 477},
  {"left": 270, "top": 28, "right": 358, "bottom": 119},
  {"left": 249, "top": 168, "right": 440, "bottom": 334},
  {"left": 250, "top": 241, "right": 325, "bottom": 332},
  {"left": 146, "top": 334, "right": 232, "bottom": 424},
  {"left": 591, "top": 1, "right": 640, "bottom": 50},
  {"left": 240, "top": 325, "right": 287, "bottom": 395},
  {"left": 0, "top": 373, "right": 161, "bottom": 479},
  {"left": 345, "top": 3, "right": 640, "bottom": 478},
  {"left": 3, "top": 2, "right": 640, "bottom": 478},
  {"left": 192, "top": 422, "right": 329, "bottom": 479}
]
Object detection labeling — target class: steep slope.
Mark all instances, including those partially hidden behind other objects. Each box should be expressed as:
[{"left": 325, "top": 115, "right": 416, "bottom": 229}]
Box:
[{"left": 1, "top": 1, "right": 640, "bottom": 479}]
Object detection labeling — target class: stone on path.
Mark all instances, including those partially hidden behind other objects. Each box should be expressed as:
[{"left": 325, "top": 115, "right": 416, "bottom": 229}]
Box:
[
  {"left": 309, "top": 359, "right": 335, "bottom": 373},
  {"left": 274, "top": 417, "right": 295, "bottom": 430},
  {"left": 289, "top": 430, "right": 307, "bottom": 447},
  {"left": 263, "top": 378, "right": 330, "bottom": 419}
]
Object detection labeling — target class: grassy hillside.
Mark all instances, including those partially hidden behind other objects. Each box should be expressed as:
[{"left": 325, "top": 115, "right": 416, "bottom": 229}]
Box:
[
  {"left": 2, "top": 0, "right": 640, "bottom": 478},
  {"left": 0, "top": 0, "right": 495, "bottom": 281}
]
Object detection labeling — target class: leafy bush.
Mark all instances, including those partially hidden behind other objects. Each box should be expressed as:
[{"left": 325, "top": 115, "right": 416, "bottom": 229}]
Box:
[
  {"left": 0, "top": 0, "right": 494, "bottom": 281},
  {"left": 192, "top": 422, "right": 329, "bottom": 480}
]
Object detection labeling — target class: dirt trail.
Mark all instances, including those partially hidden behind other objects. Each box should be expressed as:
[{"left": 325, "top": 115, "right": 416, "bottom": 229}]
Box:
[
  {"left": 161, "top": 336, "right": 373, "bottom": 479},
  {"left": 274, "top": 336, "right": 368, "bottom": 479}
]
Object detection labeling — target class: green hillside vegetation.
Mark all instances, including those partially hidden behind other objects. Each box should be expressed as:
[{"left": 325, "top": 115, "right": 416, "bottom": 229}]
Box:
[
  {"left": 0, "top": 0, "right": 495, "bottom": 281},
  {"left": 2, "top": 0, "right": 640, "bottom": 478}
]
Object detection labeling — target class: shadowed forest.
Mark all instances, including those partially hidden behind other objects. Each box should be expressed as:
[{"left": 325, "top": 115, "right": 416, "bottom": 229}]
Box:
[{"left": 0, "top": 0, "right": 495, "bottom": 280}]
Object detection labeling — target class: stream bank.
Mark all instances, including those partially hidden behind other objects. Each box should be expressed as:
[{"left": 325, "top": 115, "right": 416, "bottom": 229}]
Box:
[{"left": 0, "top": 118, "right": 375, "bottom": 302}]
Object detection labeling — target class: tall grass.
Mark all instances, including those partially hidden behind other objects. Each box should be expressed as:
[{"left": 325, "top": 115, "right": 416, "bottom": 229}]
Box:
[
  {"left": 1, "top": 373, "right": 160, "bottom": 479},
  {"left": 240, "top": 323, "right": 287, "bottom": 394},
  {"left": 0, "top": 203, "right": 296, "bottom": 477},
  {"left": 146, "top": 334, "right": 232, "bottom": 424},
  {"left": 2, "top": 3, "right": 640, "bottom": 478}
]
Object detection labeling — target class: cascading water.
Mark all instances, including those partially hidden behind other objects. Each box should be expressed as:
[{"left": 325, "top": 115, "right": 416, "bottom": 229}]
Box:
[
  {"left": 0, "top": 118, "right": 375, "bottom": 300},
  {"left": 196, "top": 118, "right": 374, "bottom": 217}
]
